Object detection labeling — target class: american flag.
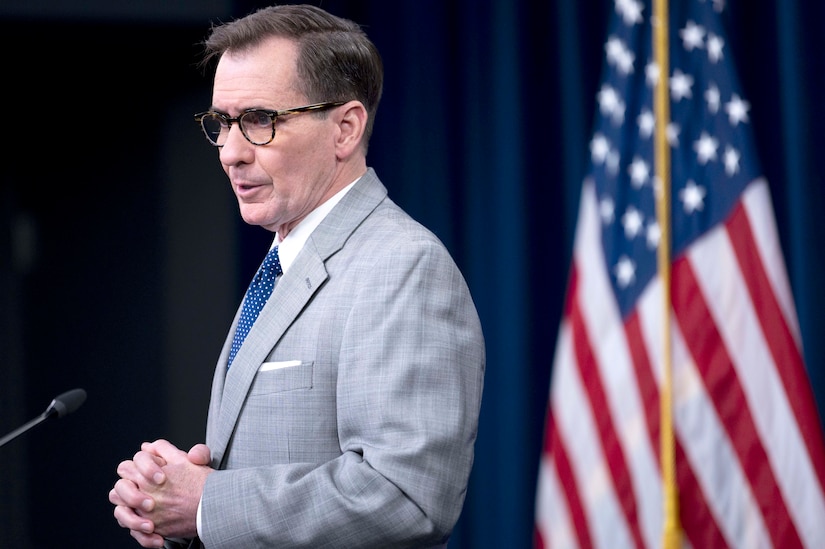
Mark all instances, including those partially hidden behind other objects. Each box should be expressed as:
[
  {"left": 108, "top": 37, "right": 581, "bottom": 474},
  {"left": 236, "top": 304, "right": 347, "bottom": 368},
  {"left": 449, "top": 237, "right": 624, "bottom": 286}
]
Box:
[{"left": 534, "top": 0, "right": 825, "bottom": 547}]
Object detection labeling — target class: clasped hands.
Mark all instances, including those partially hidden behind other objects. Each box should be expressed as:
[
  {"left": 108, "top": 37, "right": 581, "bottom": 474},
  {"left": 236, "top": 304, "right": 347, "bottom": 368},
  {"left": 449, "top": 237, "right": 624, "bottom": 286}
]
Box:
[{"left": 109, "top": 439, "right": 214, "bottom": 548}]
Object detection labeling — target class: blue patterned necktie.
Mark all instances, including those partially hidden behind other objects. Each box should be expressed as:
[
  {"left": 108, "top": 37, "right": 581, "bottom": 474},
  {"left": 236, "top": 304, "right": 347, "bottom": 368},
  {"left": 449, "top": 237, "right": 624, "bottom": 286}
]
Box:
[{"left": 227, "top": 246, "right": 282, "bottom": 368}]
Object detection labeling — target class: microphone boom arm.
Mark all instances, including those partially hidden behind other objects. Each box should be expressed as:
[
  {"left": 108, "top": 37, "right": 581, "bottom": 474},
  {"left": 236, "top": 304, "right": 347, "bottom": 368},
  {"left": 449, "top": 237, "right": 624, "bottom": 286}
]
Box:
[
  {"left": 0, "top": 388, "right": 87, "bottom": 449},
  {"left": 0, "top": 411, "right": 50, "bottom": 448}
]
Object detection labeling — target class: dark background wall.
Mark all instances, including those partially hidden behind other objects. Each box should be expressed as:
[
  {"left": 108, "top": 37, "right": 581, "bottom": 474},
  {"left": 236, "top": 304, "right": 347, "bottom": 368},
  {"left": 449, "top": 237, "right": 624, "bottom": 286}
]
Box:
[{"left": 0, "top": 1, "right": 822, "bottom": 548}]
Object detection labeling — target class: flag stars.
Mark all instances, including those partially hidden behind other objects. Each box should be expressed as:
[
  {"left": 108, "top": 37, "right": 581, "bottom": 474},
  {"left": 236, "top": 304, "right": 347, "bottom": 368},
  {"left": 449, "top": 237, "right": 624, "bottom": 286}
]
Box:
[
  {"left": 670, "top": 69, "right": 694, "bottom": 101},
  {"left": 591, "top": 133, "right": 611, "bottom": 164},
  {"left": 646, "top": 222, "right": 661, "bottom": 250},
  {"left": 599, "top": 197, "right": 615, "bottom": 224},
  {"left": 591, "top": 135, "right": 621, "bottom": 175},
  {"left": 614, "top": 255, "right": 636, "bottom": 288},
  {"left": 605, "top": 36, "right": 623, "bottom": 59},
  {"left": 622, "top": 205, "right": 645, "bottom": 238},
  {"left": 637, "top": 109, "right": 655, "bottom": 138},
  {"left": 725, "top": 94, "right": 750, "bottom": 125},
  {"left": 679, "top": 180, "right": 707, "bottom": 213},
  {"left": 724, "top": 145, "right": 741, "bottom": 175},
  {"left": 616, "top": 0, "right": 644, "bottom": 26},
  {"left": 705, "top": 84, "right": 721, "bottom": 113},
  {"left": 680, "top": 21, "right": 705, "bottom": 51},
  {"left": 707, "top": 33, "right": 725, "bottom": 63},
  {"left": 538, "top": 5, "right": 817, "bottom": 542},
  {"left": 694, "top": 131, "right": 719, "bottom": 164},
  {"left": 606, "top": 36, "right": 635, "bottom": 75},
  {"left": 598, "top": 84, "right": 626, "bottom": 124},
  {"left": 628, "top": 156, "right": 650, "bottom": 188}
]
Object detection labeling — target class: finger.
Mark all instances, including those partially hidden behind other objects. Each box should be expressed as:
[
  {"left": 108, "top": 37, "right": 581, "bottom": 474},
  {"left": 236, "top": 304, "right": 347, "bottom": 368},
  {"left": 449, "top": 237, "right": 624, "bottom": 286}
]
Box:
[
  {"left": 188, "top": 443, "right": 211, "bottom": 465},
  {"left": 109, "top": 487, "right": 125, "bottom": 506},
  {"left": 142, "top": 438, "right": 179, "bottom": 458},
  {"left": 113, "top": 503, "right": 155, "bottom": 534},
  {"left": 133, "top": 450, "right": 167, "bottom": 485},
  {"left": 112, "top": 478, "right": 155, "bottom": 512},
  {"left": 129, "top": 528, "right": 165, "bottom": 548},
  {"left": 117, "top": 459, "right": 140, "bottom": 479}
]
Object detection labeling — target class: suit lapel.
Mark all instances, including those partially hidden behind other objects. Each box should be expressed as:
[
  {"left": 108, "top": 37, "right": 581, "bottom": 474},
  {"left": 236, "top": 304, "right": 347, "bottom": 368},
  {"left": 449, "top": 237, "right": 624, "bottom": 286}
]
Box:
[
  {"left": 209, "top": 169, "right": 388, "bottom": 465},
  {"left": 211, "top": 250, "right": 329, "bottom": 464}
]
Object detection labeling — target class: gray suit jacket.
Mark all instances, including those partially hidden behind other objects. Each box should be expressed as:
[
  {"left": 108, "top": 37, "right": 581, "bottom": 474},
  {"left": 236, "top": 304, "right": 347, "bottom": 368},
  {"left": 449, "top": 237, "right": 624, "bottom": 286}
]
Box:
[{"left": 196, "top": 169, "right": 485, "bottom": 548}]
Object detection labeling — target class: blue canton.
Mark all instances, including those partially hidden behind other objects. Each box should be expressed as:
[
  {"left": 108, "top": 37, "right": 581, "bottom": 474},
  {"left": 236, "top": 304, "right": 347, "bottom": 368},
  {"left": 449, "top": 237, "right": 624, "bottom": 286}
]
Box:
[{"left": 590, "top": 0, "right": 762, "bottom": 318}]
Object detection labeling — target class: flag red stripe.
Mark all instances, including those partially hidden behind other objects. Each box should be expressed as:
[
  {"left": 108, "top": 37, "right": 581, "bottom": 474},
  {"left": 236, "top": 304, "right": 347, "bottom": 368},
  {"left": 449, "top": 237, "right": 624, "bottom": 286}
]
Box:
[
  {"left": 727, "top": 203, "right": 825, "bottom": 490},
  {"left": 570, "top": 297, "right": 646, "bottom": 548},
  {"left": 674, "top": 439, "right": 730, "bottom": 549},
  {"left": 625, "top": 310, "right": 728, "bottom": 548},
  {"left": 533, "top": 524, "right": 546, "bottom": 549},
  {"left": 549, "top": 410, "right": 593, "bottom": 549},
  {"left": 536, "top": 0, "right": 825, "bottom": 543},
  {"left": 672, "top": 255, "right": 803, "bottom": 547},
  {"left": 624, "top": 311, "right": 660, "bottom": 450}
]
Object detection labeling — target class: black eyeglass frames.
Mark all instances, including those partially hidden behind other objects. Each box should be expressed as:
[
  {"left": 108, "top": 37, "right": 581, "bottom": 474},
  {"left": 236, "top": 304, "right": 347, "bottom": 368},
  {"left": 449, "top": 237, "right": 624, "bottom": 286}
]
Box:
[{"left": 194, "top": 101, "right": 347, "bottom": 146}]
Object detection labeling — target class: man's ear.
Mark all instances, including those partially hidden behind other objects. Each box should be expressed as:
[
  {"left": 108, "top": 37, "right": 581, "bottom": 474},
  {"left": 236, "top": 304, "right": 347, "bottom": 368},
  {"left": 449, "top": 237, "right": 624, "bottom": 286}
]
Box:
[{"left": 335, "top": 101, "right": 368, "bottom": 159}]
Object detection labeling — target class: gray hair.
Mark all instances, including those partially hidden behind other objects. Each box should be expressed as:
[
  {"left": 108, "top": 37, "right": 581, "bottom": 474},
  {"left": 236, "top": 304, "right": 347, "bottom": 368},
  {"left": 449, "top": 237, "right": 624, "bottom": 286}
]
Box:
[{"left": 200, "top": 4, "right": 384, "bottom": 147}]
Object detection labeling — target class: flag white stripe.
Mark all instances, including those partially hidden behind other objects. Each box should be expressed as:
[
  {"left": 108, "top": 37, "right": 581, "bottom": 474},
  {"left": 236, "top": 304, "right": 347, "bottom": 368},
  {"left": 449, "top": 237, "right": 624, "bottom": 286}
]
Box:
[
  {"left": 634, "top": 262, "right": 769, "bottom": 548},
  {"left": 740, "top": 179, "right": 802, "bottom": 344},
  {"left": 536, "top": 451, "right": 576, "bottom": 549},
  {"left": 552, "top": 180, "right": 636, "bottom": 548},
  {"left": 537, "top": 2, "right": 825, "bottom": 546},
  {"left": 552, "top": 316, "right": 634, "bottom": 549},
  {"left": 689, "top": 184, "right": 825, "bottom": 547},
  {"left": 662, "top": 264, "right": 772, "bottom": 548},
  {"left": 540, "top": 180, "right": 825, "bottom": 549},
  {"left": 576, "top": 182, "right": 662, "bottom": 548}
]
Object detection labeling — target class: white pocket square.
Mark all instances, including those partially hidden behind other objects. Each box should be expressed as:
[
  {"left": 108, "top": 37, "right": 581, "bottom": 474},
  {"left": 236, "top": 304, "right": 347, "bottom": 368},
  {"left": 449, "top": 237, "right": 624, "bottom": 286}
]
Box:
[{"left": 259, "top": 360, "right": 302, "bottom": 372}]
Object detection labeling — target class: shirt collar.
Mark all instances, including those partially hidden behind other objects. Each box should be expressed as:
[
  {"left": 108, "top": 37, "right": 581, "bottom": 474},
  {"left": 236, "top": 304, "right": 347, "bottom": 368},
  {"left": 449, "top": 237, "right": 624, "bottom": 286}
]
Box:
[{"left": 273, "top": 176, "right": 360, "bottom": 273}]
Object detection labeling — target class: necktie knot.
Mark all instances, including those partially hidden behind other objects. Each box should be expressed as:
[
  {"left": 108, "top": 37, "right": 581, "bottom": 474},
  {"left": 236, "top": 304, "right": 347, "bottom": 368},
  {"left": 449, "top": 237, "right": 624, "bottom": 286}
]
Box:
[
  {"left": 261, "top": 246, "right": 284, "bottom": 279},
  {"left": 228, "top": 246, "right": 281, "bottom": 367}
]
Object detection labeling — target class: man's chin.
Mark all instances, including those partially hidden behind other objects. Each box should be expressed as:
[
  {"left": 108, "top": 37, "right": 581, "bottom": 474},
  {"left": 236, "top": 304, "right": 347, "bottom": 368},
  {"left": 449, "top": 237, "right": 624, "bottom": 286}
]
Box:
[{"left": 239, "top": 206, "right": 267, "bottom": 227}]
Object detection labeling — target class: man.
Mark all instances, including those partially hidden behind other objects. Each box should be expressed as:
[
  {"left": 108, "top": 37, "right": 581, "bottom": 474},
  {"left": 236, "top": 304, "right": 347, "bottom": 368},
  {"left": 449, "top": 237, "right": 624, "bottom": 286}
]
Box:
[{"left": 109, "top": 4, "right": 485, "bottom": 548}]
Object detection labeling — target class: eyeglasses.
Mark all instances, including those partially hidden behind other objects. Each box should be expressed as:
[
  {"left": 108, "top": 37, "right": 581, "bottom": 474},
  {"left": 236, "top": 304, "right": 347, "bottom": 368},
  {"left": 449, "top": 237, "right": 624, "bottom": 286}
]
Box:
[{"left": 194, "top": 101, "right": 346, "bottom": 146}]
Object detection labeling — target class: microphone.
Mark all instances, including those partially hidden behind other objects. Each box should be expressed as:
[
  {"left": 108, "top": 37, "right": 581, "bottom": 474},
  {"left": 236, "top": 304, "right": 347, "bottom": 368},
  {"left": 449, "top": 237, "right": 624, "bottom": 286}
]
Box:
[
  {"left": 0, "top": 388, "right": 87, "bottom": 448},
  {"left": 44, "top": 388, "right": 87, "bottom": 419}
]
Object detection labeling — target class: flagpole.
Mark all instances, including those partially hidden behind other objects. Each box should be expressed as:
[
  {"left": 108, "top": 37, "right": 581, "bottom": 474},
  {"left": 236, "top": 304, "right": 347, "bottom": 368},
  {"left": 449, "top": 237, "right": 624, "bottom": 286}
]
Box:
[{"left": 652, "top": 0, "right": 681, "bottom": 547}]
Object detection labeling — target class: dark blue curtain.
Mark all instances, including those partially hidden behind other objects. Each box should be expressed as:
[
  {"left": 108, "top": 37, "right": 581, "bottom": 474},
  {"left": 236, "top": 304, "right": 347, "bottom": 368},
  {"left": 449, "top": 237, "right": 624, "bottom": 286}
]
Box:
[{"left": 313, "top": 0, "right": 825, "bottom": 546}]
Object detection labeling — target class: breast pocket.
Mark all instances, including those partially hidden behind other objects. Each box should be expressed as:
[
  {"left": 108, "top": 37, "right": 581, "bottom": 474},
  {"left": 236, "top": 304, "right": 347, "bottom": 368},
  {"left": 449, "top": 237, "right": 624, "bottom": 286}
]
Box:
[{"left": 249, "top": 361, "right": 314, "bottom": 395}]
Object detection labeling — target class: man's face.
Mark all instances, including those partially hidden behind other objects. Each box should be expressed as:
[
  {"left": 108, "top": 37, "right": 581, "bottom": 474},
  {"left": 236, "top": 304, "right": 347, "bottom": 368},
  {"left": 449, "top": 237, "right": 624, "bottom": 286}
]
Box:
[{"left": 211, "top": 36, "right": 342, "bottom": 235}]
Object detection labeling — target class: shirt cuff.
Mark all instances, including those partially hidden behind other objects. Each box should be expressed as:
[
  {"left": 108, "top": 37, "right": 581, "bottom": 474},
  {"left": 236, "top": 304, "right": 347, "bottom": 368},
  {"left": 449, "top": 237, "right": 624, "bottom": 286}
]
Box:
[{"left": 196, "top": 495, "right": 203, "bottom": 537}]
